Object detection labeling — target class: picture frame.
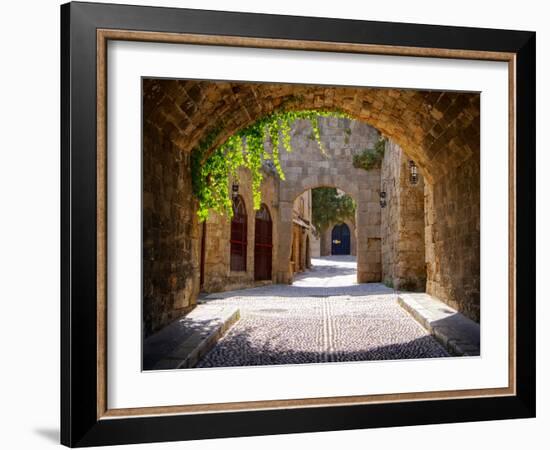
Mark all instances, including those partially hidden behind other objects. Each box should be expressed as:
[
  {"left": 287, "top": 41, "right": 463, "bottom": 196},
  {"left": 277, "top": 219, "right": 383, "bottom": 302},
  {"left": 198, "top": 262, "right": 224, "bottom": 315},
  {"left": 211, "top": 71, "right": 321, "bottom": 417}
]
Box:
[{"left": 60, "top": 1, "right": 536, "bottom": 447}]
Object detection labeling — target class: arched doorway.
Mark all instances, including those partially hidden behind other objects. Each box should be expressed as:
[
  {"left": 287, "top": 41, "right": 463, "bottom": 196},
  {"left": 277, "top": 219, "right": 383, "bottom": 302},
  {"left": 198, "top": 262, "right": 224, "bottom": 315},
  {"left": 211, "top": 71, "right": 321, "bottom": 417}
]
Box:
[
  {"left": 331, "top": 223, "right": 351, "bottom": 255},
  {"left": 254, "top": 204, "right": 273, "bottom": 280},
  {"left": 230, "top": 195, "right": 247, "bottom": 272}
]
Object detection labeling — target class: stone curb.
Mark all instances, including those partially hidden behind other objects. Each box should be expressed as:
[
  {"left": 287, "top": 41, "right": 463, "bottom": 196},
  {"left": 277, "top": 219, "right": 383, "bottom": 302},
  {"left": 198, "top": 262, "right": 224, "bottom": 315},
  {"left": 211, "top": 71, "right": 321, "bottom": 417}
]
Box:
[
  {"left": 397, "top": 293, "right": 480, "bottom": 357},
  {"left": 153, "top": 307, "right": 240, "bottom": 370}
]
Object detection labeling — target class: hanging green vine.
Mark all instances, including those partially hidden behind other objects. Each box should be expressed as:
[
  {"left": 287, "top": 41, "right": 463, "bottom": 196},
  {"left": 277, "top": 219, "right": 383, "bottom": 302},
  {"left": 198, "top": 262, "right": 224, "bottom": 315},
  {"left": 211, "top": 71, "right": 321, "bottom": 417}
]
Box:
[
  {"left": 352, "top": 138, "right": 387, "bottom": 171},
  {"left": 192, "top": 109, "right": 350, "bottom": 221}
]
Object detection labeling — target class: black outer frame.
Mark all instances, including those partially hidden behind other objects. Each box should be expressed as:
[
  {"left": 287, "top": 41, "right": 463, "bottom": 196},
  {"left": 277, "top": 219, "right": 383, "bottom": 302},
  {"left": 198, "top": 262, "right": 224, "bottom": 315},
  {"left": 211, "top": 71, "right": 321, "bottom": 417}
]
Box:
[{"left": 60, "top": 1, "right": 536, "bottom": 447}]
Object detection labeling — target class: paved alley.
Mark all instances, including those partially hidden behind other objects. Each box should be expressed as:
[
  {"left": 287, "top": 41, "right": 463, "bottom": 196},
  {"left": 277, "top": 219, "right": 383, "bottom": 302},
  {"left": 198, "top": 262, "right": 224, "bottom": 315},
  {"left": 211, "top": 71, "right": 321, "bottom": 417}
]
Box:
[{"left": 196, "top": 256, "right": 449, "bottom": 368}]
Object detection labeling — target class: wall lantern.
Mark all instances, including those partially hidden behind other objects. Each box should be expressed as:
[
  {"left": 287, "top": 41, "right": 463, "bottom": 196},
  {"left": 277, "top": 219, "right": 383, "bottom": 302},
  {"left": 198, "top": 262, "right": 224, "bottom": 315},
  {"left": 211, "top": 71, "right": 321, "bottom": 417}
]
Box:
[
  {"left": 409, "top": 160, "right": 419, "bottom": 185},
  {"left": 231, "top": 183, "right": 239, "bottom": 199},
  {"left": 379, "top": 190, "right": 387, "bottom": 208}
]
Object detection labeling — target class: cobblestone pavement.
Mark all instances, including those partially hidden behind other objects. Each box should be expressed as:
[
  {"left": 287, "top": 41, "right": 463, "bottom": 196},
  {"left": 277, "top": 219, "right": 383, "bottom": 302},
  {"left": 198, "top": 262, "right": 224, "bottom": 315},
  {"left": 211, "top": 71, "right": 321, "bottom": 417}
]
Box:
[{"left": 197, "top": 256, "right": 449, "bottom": 368}]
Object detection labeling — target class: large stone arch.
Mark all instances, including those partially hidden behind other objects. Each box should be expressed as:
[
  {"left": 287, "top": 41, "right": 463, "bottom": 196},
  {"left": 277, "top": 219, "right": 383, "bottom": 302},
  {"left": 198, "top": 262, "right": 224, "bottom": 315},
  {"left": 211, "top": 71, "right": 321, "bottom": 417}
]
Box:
[
  {"left": 143, "top": 79, "right": 480, "bottom": 335},
  {"left": 143, "top": 79, "right": 480, "bottom": 184}
]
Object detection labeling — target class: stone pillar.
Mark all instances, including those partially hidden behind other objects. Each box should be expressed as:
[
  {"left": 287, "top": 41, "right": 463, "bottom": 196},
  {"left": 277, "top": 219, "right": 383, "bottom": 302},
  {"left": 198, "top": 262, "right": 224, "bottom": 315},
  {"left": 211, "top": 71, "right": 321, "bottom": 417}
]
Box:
[
  {"left": 380, "top": 141, "right": 426, "bottom": 291},
  {"left": 356, "top": 183, "right": 382, "bottom": 283},
  {"left": 424, "top": 182, "right": 437, "bottom": 295},
  {"left": 276, "top": 200, "right": 293, "bottom": 284},
  {"left": 350, "top": 222, "right": 357, "bottom": 256}
]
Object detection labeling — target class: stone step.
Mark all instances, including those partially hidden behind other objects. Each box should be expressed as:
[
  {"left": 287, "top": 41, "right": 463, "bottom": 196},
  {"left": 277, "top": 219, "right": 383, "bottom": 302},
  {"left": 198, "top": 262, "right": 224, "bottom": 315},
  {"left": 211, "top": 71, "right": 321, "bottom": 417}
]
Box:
[
  {"left": 397, "top": 293, "right": 480, "bottom": 356},
  {"left": 143, "top": 305, "right": 240, "bottom": 370}
]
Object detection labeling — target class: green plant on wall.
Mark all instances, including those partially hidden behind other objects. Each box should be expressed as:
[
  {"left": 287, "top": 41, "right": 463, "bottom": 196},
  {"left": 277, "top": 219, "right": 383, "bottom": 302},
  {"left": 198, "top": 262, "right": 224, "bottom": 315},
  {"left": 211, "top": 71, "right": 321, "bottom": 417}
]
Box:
[
  {"left": 192, "top": 109, "right": 351, "bottom": 221},
  {"left": 352, "top": 138, "right": 386, "bottom": 171},
  {"left": 311, "top": 187, "right": 356, "bottom": 233}
]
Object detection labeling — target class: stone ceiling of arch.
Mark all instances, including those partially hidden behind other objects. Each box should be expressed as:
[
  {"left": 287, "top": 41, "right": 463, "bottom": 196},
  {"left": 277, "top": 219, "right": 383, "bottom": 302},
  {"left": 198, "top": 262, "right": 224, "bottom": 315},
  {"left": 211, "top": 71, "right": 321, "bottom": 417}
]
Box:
[{"left": 143, "top": 79, "right": 480, "bottom": 182}]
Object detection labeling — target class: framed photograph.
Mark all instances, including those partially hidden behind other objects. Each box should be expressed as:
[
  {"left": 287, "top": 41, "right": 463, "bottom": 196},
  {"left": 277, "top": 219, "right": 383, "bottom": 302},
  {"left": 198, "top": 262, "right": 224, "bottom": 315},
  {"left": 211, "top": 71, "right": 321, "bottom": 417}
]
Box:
[{"left": 61, "top": 1, "right": 535, "bottom": 447}]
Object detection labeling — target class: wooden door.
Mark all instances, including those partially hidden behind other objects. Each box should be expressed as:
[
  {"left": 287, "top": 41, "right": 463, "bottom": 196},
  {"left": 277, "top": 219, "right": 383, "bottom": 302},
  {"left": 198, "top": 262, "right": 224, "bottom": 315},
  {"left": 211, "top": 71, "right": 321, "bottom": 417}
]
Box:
[
  {"left": 254, "top": 204, "right": 272, "bottom": 280},
  {"left": 331, "top": 223, "right": 351, "bottom": 255}
]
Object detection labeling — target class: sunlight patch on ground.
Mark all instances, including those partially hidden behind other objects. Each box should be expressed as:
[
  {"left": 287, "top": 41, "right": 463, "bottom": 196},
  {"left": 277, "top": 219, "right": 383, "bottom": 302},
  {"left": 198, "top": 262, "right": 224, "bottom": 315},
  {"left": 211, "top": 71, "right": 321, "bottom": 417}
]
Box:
[{"left": 293, "top": 255, "right": 358, "bottom": 288}]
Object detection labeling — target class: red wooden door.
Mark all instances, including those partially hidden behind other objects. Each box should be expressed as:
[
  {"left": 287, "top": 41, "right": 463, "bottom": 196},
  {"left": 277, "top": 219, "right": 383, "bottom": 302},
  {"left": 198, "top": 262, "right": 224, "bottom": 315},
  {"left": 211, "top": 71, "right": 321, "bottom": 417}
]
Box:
[{"left": 254, "top": 205, "right": 272, "bottom": 281}]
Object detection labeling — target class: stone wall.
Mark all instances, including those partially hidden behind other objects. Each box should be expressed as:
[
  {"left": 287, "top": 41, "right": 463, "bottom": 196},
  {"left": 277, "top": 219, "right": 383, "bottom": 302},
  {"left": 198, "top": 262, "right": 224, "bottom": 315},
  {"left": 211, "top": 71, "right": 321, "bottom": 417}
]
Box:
[
  {"left": 142, "top": 91, "right": 201, "bottom": 337},
  {"left": 292, "top": 190, "right": 313, "bottom": 273},
  {"left": 424, "top": 157, "right": 480, "bottom": 321},
  {"left": 381, "top": 141, "right": 426, "bottom": 291},
  {"left": 201, "top": 167, "right": 279, "bottom": 293},
  {"left": 293, "top": 189, "right": 312, "bottom": 223},
  {"left": 310, "top": 232, "right": 321, "bottom": 258}
]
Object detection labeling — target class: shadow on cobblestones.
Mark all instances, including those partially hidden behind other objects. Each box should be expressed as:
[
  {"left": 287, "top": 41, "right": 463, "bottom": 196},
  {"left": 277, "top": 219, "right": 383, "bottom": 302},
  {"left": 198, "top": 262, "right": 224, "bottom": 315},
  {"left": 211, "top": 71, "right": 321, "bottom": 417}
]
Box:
[
  {"left": 196, "top": 328, "right": 448, "bottom": 368},
  {"left": 192, "top": 256, "right": 450, "bottom": 368},
  {"left": 143, "top": 316, "right": 228, "bottom": 370},
  {"left": 204, "top": 284, "right": 393, "bottom": 299}
]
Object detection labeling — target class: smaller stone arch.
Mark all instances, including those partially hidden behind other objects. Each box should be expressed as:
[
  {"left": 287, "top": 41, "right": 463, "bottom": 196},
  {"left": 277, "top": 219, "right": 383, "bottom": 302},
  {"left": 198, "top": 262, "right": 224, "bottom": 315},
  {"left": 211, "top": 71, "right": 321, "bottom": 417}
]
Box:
[
  {"left": 273, "top": 118, "right": 383, "bottom": 284},
  {"left": 277, "top": 183, "right": 379, "bottom": 284}
]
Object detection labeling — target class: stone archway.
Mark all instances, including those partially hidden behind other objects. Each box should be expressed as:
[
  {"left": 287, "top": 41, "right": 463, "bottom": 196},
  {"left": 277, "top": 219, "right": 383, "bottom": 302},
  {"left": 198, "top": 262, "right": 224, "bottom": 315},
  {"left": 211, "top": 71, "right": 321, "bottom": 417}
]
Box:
[
  {"left": 143, "top": 79, "right": 479, "bottom": 184},
  {"left": 142, "top": 79, "right": 481, "bottom": 335}
]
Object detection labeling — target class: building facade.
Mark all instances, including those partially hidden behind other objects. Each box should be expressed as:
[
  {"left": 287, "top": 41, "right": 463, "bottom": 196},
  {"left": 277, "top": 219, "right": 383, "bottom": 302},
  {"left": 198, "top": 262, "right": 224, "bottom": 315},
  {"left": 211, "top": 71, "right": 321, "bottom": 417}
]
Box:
[
  {"left": 199, "top": 166, "right": 280, "bottom": 293},
  {"left": 290, "top": 190, "right": 313, "bottom": 277}
]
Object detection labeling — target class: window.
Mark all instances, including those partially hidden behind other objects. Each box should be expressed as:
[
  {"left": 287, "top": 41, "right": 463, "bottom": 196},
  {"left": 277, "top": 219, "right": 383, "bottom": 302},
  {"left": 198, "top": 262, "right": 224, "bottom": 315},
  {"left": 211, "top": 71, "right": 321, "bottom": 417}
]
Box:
[{"left": 230, "top": 196, "right": 247, "bottom": 271}]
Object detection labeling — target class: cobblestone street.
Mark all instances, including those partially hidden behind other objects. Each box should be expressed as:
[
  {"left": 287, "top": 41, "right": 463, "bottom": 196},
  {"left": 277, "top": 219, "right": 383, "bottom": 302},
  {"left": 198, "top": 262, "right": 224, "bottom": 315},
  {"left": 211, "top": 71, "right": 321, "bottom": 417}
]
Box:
[{"left": 197, "top": 256, "right": 449, "bottom": 368}]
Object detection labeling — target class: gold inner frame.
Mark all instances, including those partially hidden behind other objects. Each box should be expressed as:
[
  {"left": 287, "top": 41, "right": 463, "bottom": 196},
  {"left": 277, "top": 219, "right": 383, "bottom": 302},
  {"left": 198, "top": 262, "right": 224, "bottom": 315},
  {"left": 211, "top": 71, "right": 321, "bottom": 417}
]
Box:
[{"left": 96, "top": 29, "right": 517, "bottom": 420}]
